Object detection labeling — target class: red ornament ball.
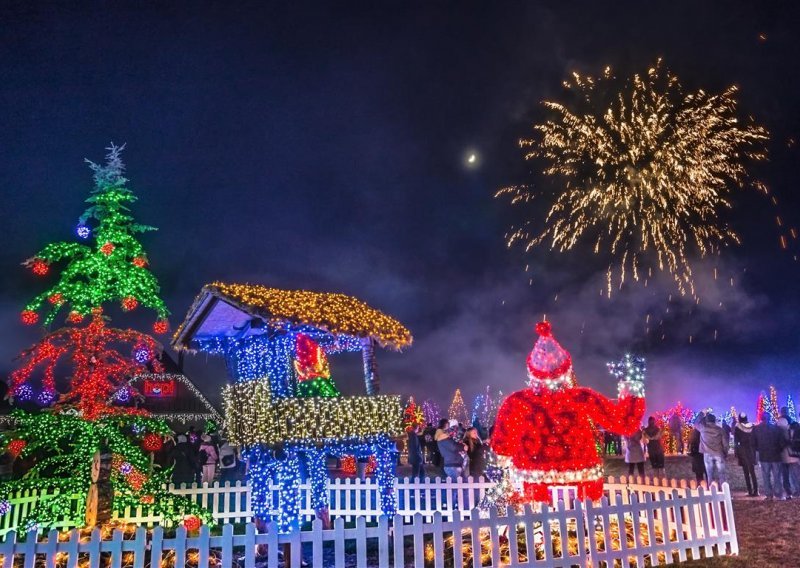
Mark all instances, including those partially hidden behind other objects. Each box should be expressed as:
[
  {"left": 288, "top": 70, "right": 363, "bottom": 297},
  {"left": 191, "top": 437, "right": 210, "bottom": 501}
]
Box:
[
  {"left": 121, "top": 296, "right": 139, "bottom": 312},
  {"left": 31, "top": 259, "right": 49, "bottom": 276},
  {"left": 20, "top": 310, "right": 39, "bottom": 325},
  {"left": 7, "top": 439, "right": 27, "bottom": 458},
  {"left": 535, "top": 321, "right": 552, "bottom": 337},
  {"left": 132, "top": 256, "right": 148, "bottom": 268},
  {"left": 48, "top": 293, "right": 64, "bottom": 305},
  {"left": 183, "top": 515, "right": 202, "bottom": 532},
  {"left": 142, "top": 433, "right": 163, "bottom": 452},
  {"left": 100, "top": 242, "right": 115, "bottom": 256},
  {"left": 67, "top": 311, "right": 83, "bottom": 324},
  {"left": 140, "top": 494, "right": 155, "bottom": 505},
  {"left": 152, "top": 319, "right": 169, "bottom": 334}
]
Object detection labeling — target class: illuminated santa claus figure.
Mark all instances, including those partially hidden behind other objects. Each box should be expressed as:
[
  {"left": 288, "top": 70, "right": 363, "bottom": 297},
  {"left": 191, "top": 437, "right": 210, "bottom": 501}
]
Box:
[{"left": 491, "top": 321, "right": 645, "bottom": 502}]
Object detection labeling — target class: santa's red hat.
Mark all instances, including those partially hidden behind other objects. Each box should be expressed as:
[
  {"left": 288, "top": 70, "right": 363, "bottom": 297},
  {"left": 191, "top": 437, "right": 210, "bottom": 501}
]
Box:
[{"left": 526, "top": 321, "right": 572, "bottom": 386}]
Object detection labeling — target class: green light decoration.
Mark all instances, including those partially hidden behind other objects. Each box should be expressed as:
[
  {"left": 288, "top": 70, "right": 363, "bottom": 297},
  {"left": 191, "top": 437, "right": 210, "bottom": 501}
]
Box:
[
  {"left": 21, "top": 143, "right": 169, "bottom": 332},
  {"left": 0, "top": 410, "right": 212, "bottom": 530}
]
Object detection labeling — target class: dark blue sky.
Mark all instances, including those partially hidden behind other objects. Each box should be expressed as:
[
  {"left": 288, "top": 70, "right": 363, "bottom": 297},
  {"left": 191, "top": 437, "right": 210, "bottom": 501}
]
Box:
[{"left": 2, "top": 2, "right": 799, "bottom": 416}]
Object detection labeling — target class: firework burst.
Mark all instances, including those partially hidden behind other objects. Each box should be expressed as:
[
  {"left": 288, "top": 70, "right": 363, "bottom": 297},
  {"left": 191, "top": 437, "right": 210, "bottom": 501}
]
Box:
[{"left": 498, "top": 60, "right": 768, "bottom": 297}]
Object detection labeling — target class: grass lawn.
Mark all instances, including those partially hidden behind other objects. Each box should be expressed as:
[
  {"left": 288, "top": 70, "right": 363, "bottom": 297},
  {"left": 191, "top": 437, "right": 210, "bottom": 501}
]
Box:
[{"left": 603, "top": 455, "right": 798, "bottom": 567}]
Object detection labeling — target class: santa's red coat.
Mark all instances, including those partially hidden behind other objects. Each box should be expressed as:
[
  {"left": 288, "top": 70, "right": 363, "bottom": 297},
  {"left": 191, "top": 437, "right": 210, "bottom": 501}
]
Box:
[{"left": 492, "top": 386, "right": 645, "bottom": 501}]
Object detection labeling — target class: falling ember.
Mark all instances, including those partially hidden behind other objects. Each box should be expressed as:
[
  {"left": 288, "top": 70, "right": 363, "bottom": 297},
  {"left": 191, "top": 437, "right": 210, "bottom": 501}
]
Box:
[
  {"left": 496, "top": 60, "right": 768, "bottom": 298},
  {"left": 781, "top": 235, "right": 788, "bottom": 249},
  {"left": 714, "top": 329, "right": 718, "bottom": 341},
  {"left": 791, "top": 228, "right": 798, "bottom": 239},
  {"left": 776, "top": 216, "right": 784, "bottom": 227},
  {"left": 689, "top": 335, "right": 693, "bottom": 344},
  {"left": 713, "top": 267, "right": 718, "bottom": 280}
]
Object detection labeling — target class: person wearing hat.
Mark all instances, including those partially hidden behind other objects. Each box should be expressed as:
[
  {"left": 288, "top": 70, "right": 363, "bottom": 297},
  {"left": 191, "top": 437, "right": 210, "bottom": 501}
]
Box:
[
  {"left": 492, "top": 321, "right": 645, "bottom": 503},
  {"left": 694, "top": 413, "right": 729, "bottom": 486},
  {"left": 734, "top": 413, "right": 758, "bottom": 496}
]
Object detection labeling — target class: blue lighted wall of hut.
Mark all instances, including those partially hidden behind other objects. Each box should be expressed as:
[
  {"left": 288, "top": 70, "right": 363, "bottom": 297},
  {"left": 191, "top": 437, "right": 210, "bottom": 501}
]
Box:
[{"left": 194, "top": 334, "right": 296, "bottom": 397}]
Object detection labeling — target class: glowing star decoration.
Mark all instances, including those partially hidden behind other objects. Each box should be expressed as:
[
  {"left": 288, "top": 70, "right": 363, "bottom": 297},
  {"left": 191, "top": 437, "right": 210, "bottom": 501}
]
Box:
[
  {"left": 294, "top": 333, "right": 340, "bottom": 398},
  {"left": 497, "top": 60, "right": 769, "bottom": 298},
  {"left": 20, "top": 144, "right": 170, "bottom": 326},
  {"left": 607, "top": 354, "right": 646, "bottom": 398},
  {"left": 492, "top": 321, "right": 645, "bottom": 503}
]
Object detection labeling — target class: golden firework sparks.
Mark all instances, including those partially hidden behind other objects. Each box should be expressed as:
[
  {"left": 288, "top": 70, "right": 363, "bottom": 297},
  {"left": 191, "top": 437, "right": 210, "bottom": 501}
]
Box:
[{"left": 497, "top": 60, "right": 768, "bottom": 297}]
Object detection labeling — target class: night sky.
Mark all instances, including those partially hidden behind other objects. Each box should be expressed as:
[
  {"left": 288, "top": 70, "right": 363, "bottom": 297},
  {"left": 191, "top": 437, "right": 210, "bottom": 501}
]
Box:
[{"left": 2, "top": 2, "right": 799, "bottom": 417}]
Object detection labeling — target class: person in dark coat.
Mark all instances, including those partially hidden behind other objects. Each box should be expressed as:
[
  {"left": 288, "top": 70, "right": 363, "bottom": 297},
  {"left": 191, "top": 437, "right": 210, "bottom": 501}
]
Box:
[
  {"left": 688, "top": 423, "right": 706, "bottom": 483},
  {"left": 463, "top": 427, "right": 487, "bottom": 479},
  {"left": 643, "top": 417, "right": 666, "bottom": 477},
  {"left": 753, "top": 417, "right": 786, "bottom": 500},
  {"left": 172, "top": 434, "right": 200, "bottom": 485},
  {"left": 734, "top": 413, "right": 758, "bottom": 496},
  {"left": 407, "top": 424, "right": 425, "bottom": 480}
]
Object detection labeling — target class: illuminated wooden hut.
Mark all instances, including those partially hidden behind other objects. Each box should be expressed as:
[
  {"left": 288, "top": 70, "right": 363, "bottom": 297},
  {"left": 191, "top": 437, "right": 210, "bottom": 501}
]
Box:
[{"left": 171, "top": 282, "right": 412, "bottom": 531}]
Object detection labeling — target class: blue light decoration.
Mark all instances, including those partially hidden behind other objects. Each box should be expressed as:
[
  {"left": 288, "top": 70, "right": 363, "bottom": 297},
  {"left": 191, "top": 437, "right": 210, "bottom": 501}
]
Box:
[
  {"left": 115, "top": 386, "right": 132, "bottom": 404},
  {"left": 36, "top": 389, "right": 56, "bottom": 407},
  {"left": 0, "top": 500, "right": 11, "bottom": 516},
  {"left": 787, "top": 395, "right": 797, "bottom": 423},
  {"left": 76, "top": 223, "right": 91, "bottom": 239},
  {"left": 133, "top": 344, "right": 152, "bottom": 364},
  {"left": 14, "top": 384, "right": 33, "bottom": 402}
]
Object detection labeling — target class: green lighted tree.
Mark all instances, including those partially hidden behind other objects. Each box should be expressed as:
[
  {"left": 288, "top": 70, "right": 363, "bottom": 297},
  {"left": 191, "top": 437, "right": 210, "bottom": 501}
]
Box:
[
  {"left": 0, "top": 412, "right": 211, "bottom": 531},
  {"left": 21, "top": 144, "right": 169, "bottom": 333}
]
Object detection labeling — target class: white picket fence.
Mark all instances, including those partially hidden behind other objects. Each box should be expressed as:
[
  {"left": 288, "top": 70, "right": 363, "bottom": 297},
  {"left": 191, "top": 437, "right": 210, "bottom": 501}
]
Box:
[
  {"left": 0, "top": 476, "right": 498, "bottom": 533},
  {"left": 0, "top": 481, "right": 738, "bottom": 567}
]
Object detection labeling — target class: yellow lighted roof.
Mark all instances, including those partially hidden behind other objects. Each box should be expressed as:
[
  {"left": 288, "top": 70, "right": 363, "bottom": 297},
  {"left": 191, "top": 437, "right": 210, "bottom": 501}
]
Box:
[{"left": 173, "top": 282, "right": 413, "bottom": 350}]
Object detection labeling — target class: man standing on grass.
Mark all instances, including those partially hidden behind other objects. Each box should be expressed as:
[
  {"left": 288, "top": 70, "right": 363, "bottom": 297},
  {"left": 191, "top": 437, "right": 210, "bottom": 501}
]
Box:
[
  {"left": 776, "top": 406, "right": 800, "bottom": 499},
  {"left": 694, "top": 414, "right": 729, "bottom": 486},
  {"left": 753, "top": 416, "right": 786, "bottom": 500}
]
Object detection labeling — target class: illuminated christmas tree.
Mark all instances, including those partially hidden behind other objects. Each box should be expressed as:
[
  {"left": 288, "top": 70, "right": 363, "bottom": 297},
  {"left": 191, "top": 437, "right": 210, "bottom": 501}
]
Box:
[
  {"left": 756, "top": 391, "right": 771, "bottom": 423},
  {"left": 471, "top": 385, "right": 500, "bottom": 429},
  {"left": 769, "top": 385, "right": 780, "bottom": 422},
  {"left": 21, "top": 144, "right": 169, "bottom": 333},
  {"left": 448, "top": 388, "right": 469, "bottom": 425},
  {"left": 1, "top": 145, "right": 208, "bottom": 530},
  {"left": 787, "top": 395, "right": 797, "bottom": 422}
]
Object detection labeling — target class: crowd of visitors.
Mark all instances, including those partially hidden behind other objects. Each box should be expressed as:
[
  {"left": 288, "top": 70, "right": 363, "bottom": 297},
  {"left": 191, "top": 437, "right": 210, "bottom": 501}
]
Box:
[
  {"left": 156, "top": 427, "right": 244, "bottom": 486},
  {"left": 407, "top": 418, "right": 489, "bottom": 480}
]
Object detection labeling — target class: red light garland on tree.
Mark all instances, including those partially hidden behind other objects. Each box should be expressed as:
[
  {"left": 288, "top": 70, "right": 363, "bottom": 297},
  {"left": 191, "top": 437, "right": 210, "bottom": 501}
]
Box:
[
  {"left": 152, "top": 319, "right": 169, "bottom": 335},
  {"left": 20, "top": 310, "right": 39, "bottom": 326},
  {"left": 30, "top": 259, "right": 49, "bottom": 276},
  {"left": 132, "top": 256, "right": 148, "bottom": 268},
  {"left": 48, "top": 293, "right": 64, "bottom": 305},
  {"left": 10, "top": 311, "right": 163, "bottom": 420},
  {"left": 99, "top": 242, "right": 115, "bottom": 256},
  {"left": 492, "top": 321, "right": 645, "bottom": 503}
]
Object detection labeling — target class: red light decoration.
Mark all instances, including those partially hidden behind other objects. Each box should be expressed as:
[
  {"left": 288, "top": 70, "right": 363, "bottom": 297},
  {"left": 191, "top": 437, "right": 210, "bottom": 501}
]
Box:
[
  {"left": 142, "top": 433, "right": 163, "bottom": 452},
  {"left": 67, "top": 311, "right": 84, "bottom": 324},
  {"left": 183, "top": 515, "right": 202, "bottom": 531},
  {"left": 100, "top": 242, "right": 115, "bottom": 256},
  {"left": 10, "top": 311, "right": 163, "bottom": 420},
  {"left": 121, "top": 296, "right": 139, "bottom": 312},
  {"left": 143, "top": 379, "right": 176, "bottom": 398},
  {"left": 7, "top": 440, "right": 27, "bottom": 458},
  {"left": 294, "top": 333, "right": 330, "bottom": 381},
  {"left": 48, "top": 293, "right": 64, "bottom": 305},
  {"left": 127, "top": 470, "right": 147, "bottom": 491},
  {"left": 140, "top": 494, "right": 155, "bottom": 505},
  {"left": 152, "top": 319, "right": 169, "bottom": 334},
  {"left": 492, "top": 321, "right": 645, "bottom": 503},
  {"left": 31, "top": 259, "right": 49, "bottom": 276},
  {"left": 20, "top": 310, "right": 39, "bottom": 326},
  {"left": 340, "top": 455, "right": 377, "bottom": 475},
  {"left": 132, "top": 256, "right": 148, "bottom": 268}
]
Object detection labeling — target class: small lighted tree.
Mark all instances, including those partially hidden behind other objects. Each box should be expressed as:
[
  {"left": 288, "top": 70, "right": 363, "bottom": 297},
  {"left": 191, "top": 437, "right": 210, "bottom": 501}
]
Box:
[
  {"left": 448, "top": 389, "right": 469, "bottom": 425},
  {"left": 21, "top": 144, "right": 169, "bottom": 333}
]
